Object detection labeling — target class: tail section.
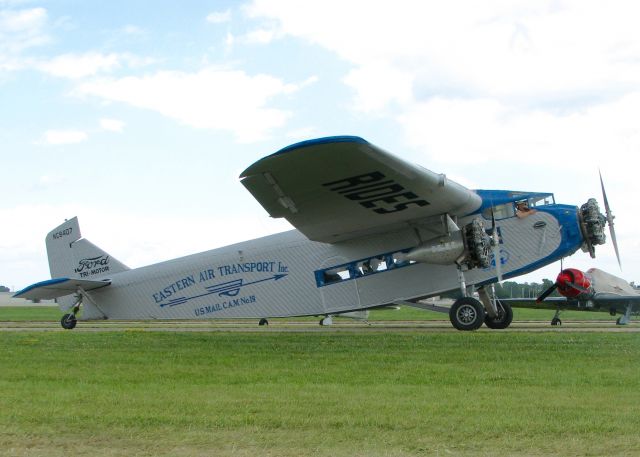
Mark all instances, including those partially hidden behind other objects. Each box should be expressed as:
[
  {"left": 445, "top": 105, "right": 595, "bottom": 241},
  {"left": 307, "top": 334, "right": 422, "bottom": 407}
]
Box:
[{"left": 46, "top": 217, "right": 130, "bottom": 280}]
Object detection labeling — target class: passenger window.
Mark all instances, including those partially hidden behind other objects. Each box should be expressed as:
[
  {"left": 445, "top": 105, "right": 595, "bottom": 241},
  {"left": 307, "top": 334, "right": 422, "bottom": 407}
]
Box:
[
  {"left": 323, "top": 266, "right": 350, "bottom": 284},
  {"left": 357, "top": 257, "right": 387, "bottom": 274}
]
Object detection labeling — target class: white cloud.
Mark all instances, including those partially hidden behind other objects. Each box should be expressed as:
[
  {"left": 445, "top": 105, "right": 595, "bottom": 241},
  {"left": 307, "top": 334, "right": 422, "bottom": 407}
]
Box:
[
  {"left": 0, "top": 7, "right": 49, "bottom": 54},
  {"left": 0, "top": 204, "right": 291, "bottom": 289},
  {"left": 241, "top": 28, "right": 276, "bottom": 45},
  {"left": 42, "top": 129, "right": 88, "bottom": 145},
  {"left": 206, "top": 10, "right": 231, "bottom": 24},
  {"left": 247, "top": 1, "right": 640, "bottom": 111},
  {"left": 99, "top": 118, "right": 124, "bottom": 132},
  {"left": 399, "top": 92, "right": 640, "bottom": 168},
  {"left": 75, "top": 67, "right": 303, "bottom": 142},
  {"left": 36, "top": 52, "right": 122, "bottom": 79}
]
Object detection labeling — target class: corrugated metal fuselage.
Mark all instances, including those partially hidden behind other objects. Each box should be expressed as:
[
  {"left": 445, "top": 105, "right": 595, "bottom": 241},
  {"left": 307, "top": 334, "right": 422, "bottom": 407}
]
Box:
[{"left": 79, "top": 205, "right": 583, "bottom": 321}]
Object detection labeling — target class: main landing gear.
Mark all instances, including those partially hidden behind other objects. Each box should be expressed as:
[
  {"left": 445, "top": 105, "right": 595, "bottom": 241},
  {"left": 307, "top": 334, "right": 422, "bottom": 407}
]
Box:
[
  {"left": 616, "top": 304, "right": 633, "bottom": 325},
  {"left": 61, "top": 313, "right": 78, "bottom": 329},
  {"left": 60, "top": 296, "right": 82, "bottom": 330},
  {"left": 483, "top": 300, "right": 514, "bottom": 329},
  {"left": 449, "top": 297, "right": 485, "bottom": 331},
  {"left": 448, "top": 269, "right": 513, "bottom": 331}
]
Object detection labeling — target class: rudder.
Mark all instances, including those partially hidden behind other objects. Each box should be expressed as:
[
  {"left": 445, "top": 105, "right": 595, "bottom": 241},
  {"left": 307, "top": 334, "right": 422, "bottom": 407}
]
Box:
[{"left": 46, "top": 217, "right": 129, "bottom": 280}]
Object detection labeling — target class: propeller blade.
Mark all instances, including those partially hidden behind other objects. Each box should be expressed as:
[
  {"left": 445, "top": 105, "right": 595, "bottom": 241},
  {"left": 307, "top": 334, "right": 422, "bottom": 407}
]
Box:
[
  {"left": 537, "top": 283, "right": 558, "bottom": 302},
  {"left": 564, "top": 281, "right": 590, "bottom": 294},
  {"left": 599, "top": 170, "right": 622, "bottom": 269}
]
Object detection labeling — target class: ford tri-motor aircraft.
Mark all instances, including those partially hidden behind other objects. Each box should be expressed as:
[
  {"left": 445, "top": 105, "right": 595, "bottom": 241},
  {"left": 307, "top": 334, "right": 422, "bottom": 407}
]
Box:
[
  {"left": 505, "top": 268, "right": 638, "bottom": 326},
  {"left": 15, "top": 136, "right": 616, "bottom": 330}
]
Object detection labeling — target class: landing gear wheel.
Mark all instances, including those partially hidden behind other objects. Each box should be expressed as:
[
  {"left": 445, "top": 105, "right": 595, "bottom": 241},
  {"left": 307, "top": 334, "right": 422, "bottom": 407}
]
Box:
[
  {"left": 258, "top": 318, "right": 269, "bottom": 326},
  {"left": 449, "top": 297, "right": 485, "bottom": 331},
  {"left": 60, "top": 313, "right": 77, "bottom": 330},
  {"left": 319, "top": 316, "right": 333, "bottom": 326},
  {"left": 551, "top": 317, "right": 562, "bottom": 326},
  {"left": 484, "top": 302, "right": 513, "bottom": 329}
]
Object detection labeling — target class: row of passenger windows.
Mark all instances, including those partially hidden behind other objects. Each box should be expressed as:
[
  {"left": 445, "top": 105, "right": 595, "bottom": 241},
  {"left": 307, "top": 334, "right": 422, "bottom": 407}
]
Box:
[{"left": 315, "top": 249, "right": 417, "bottom": 287}]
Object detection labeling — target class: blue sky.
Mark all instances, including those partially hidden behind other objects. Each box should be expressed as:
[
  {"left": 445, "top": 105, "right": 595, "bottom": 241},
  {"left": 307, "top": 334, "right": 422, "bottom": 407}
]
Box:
[{"left": 2, "top": 0, "right": 639, "bottom": 290}]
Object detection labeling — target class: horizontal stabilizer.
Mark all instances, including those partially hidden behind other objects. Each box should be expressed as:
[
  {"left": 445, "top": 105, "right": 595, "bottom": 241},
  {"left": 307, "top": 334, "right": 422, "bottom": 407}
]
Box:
[{"left": 13, "top": 277, "right": 111, "bottom": 301}]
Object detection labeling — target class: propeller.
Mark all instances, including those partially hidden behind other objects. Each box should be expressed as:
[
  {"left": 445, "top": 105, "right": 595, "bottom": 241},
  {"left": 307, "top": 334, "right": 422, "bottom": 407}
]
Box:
[
  {"left": 599, "top": 170, "right": 622, "bottom": 269},
  {"left": 536, "top": 269, "right": 591, "bottom": 303},
  {"left": 490, "top": 207, "right": 503, "bottom": 282}
]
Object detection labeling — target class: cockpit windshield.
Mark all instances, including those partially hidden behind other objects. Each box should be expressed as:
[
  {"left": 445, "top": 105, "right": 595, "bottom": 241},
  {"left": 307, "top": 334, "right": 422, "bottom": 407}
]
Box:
[
  {"left": 529, "top": 194, "right": 555, "bottom": 207},
  {"left": 481, "top": 193, "right": 555, "bottom": 220}
]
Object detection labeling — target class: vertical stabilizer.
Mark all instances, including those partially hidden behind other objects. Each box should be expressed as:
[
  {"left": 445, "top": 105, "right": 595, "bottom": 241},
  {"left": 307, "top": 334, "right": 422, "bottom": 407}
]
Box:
[{"left": 46, "top": 217, "right": 129, "bottom": 280}]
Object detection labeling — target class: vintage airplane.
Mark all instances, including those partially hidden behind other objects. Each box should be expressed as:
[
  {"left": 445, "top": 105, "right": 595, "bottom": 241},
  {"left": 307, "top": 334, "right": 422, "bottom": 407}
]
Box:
[
  {"left": 14, "top": 136, "right": 616, "bottom": 330},
  {"left": 503, "top": 267, "right": 639, "bottom": 326}
]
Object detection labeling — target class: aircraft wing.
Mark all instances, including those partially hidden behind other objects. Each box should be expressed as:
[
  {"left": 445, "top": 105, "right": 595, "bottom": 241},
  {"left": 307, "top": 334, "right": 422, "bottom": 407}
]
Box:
[
  {"left": 499, "top": 297, "right": 573, "bottom": 310},
  {"left": 13, "top": 278, "right": 111, "bottom": 301},
  {"left": 240, "top": 136, "right": 482, "bottom": 243},
  {"left": 502, "top": 293, "right": 640, "bottom": 310},
  {"left": 590, "top": 293, "right": 640, "bottom": 306}
]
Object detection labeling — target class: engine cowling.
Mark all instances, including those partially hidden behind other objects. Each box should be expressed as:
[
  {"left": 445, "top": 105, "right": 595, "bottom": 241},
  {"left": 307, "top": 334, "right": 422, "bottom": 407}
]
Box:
[
  {"left": 556, "top": 268, "right": 591, "bottom": 298},
  {"left": 579, "top": 198, "right": 606, "bottom": 258}
]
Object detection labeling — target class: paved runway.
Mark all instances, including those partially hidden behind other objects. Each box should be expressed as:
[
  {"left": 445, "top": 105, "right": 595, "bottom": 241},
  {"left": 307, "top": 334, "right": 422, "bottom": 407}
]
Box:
[{"left": 1, "top": 319, "right": 638, "bottom": 332}]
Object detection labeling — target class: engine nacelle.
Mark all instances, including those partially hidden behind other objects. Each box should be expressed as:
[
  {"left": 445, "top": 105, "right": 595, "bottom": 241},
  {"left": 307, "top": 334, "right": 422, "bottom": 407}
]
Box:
[
  {"left": 407, "top": 218, "right": 491, "bottom": 269},
  {"left": 406, "top": 230, "right": 465, "bottom": 265},
  {"left": 556, "top": 268, "right": 592, "bottom": 298}
]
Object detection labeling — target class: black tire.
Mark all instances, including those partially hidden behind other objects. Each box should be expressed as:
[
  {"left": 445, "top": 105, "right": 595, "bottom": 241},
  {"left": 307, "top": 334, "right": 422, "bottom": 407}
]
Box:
[
  {"left": 60, "top": 313, "right": 77, "bottom": 330},
  {"left": 258, "top": 318, "right": 269, "bottom": 326},
  {"left": 551, "top": 317, "right": 562, "bottom": 326},
  {"left": 484, "top": 301, "right": 513, "bottom": 329},
  {"left": 449, "top": 297, "right": 485, "bottom": 331}
]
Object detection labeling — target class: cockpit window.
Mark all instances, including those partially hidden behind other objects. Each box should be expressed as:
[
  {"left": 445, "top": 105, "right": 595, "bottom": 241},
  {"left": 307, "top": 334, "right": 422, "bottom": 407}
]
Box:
[{"left": 529, "top": 195, "right": 555, "bottom": 207}]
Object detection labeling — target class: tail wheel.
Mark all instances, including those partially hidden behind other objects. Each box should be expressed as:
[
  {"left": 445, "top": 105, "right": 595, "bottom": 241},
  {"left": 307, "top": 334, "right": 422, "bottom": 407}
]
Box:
[
  {"left": 449, "top": 297, "right": 485, "bottom": 331},
  {"left": 60, "top": 313, "right": 77, "bottom": 330},
  {"left": 484, "top": 301, "right": 513, "bottom": 329}
]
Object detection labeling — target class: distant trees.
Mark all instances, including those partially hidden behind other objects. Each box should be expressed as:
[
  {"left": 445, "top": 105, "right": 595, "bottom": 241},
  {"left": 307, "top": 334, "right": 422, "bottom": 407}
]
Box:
[
  {"left": 493, "top": 279, "right": 557, "bottom": 299},
  {"left": 441, "top": 278, "right": 559, "bottom": 299},
  {"left": 0, "top": 285, "right": 9, "bottom": 292}
]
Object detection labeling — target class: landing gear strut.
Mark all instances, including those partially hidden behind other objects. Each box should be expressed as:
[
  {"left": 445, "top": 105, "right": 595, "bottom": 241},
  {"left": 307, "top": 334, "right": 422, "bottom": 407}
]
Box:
[
  {"left": 551, "top": 309, "right": 562, "bottom": 326},
  {"left": 616, "top": 304, "right": 632, "bottom": 325}
]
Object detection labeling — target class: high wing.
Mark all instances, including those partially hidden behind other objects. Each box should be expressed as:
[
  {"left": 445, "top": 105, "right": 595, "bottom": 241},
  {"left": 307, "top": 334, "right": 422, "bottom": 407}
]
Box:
[
  {"left": 13, "top": 278, "right": 111, "bottom": 301},
  {"left": 240, "top": 136, "right": 481, "bottom": 243}
]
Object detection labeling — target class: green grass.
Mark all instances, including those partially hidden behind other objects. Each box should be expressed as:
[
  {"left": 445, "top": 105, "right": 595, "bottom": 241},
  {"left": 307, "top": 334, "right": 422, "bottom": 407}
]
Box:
[
  {"left": 1, "top": 331, "right": 639, "bottom": 456},
  {"left": 0, "top": 306, "right": 62, "bottom": 321},
  {"left": 0, "top": 305, "right": 618, "bottom": 323}
]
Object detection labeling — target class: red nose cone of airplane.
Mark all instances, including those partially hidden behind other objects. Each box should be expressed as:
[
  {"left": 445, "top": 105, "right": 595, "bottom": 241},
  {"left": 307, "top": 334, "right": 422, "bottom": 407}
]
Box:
[{"left": 556, "top": 268, "right": 590, "bottom": 298}]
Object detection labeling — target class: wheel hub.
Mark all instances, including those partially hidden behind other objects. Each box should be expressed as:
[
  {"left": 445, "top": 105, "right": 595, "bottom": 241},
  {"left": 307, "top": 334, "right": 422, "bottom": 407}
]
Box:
[{"left": 457, "top": 304, "right": 477, "bottom": 324}]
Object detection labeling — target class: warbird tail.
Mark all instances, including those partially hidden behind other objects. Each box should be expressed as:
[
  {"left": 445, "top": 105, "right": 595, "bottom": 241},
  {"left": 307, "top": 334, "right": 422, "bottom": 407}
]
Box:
[{"left": 46, "top": 217, "right": 130, "bottom": 280}]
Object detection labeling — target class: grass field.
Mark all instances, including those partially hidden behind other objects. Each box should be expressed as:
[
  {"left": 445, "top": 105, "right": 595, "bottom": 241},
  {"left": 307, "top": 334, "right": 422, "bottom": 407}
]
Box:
[
  {"left": 1, "top": 331, "right": 639, "bottom": 456},
  {"left": 0, "top": 305, "right": 618, "bottom": 323}
]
